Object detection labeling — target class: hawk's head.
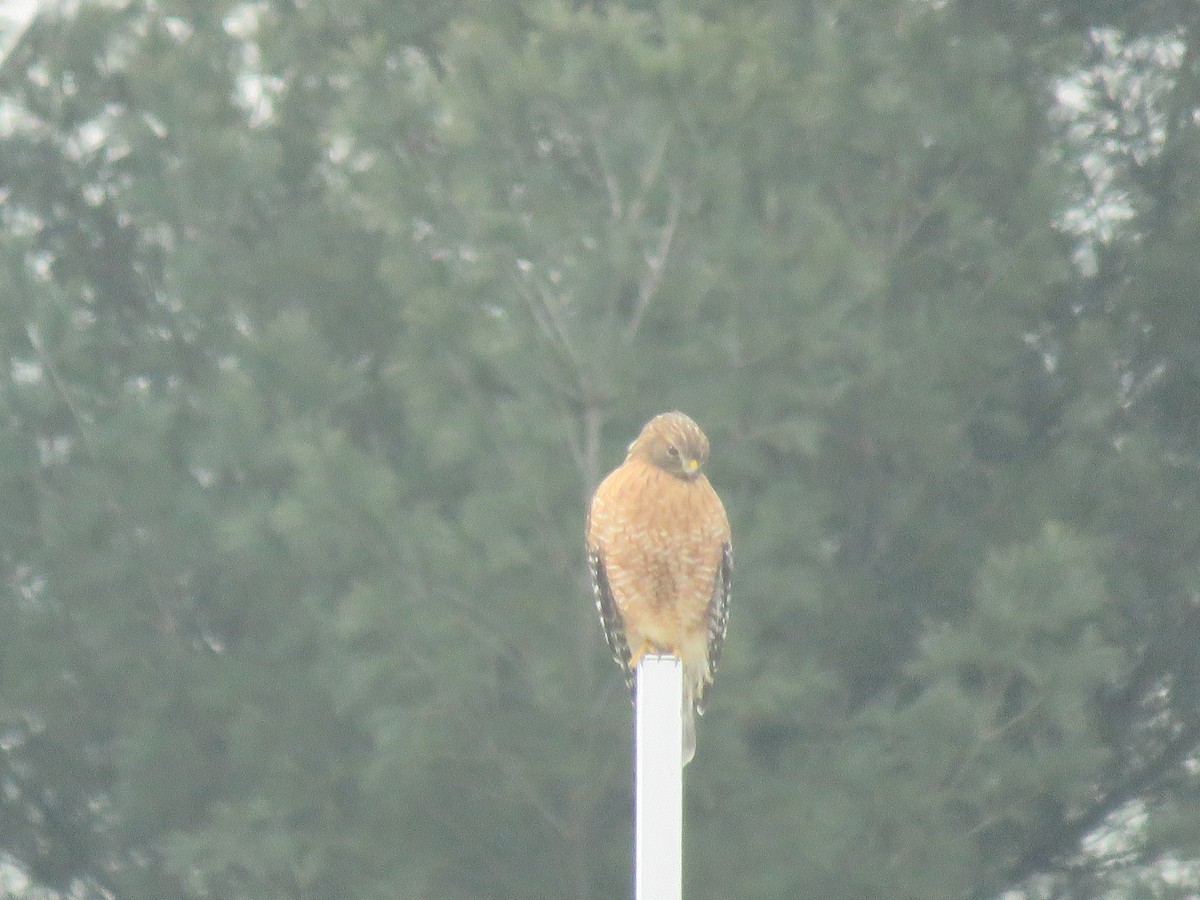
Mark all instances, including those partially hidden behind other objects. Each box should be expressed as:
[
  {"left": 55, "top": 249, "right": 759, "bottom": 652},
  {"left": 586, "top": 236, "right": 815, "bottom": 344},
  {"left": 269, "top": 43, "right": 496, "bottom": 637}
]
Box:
[{"left": 626, "top": 411, "right": 711, "bottom": 481}]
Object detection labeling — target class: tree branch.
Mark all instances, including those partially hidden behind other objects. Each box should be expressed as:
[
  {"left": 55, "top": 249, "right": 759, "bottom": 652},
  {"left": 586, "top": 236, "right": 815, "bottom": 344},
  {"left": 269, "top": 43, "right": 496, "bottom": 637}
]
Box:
[
  {"left": 987, "top": 720, "right": 1200, "bottom": 897},
  {"left": 624, "top": 185, "right": 681, "bottom": 341},
  {"left": 587, "top": 114, "right": 623, "bottom": 220}
]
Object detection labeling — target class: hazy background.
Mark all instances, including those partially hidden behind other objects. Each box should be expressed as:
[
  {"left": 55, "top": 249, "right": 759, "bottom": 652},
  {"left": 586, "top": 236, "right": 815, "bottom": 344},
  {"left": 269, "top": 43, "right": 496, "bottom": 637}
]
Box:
[{"left": 2, "top": 1, "right": 1200, "bottom": 898}]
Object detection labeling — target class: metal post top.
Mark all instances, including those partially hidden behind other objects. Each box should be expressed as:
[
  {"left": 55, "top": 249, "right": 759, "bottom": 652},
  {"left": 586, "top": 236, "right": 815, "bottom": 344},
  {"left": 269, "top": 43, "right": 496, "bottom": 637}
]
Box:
[{"left": 634, "top": 654, "right": 683, "bottom": 900}]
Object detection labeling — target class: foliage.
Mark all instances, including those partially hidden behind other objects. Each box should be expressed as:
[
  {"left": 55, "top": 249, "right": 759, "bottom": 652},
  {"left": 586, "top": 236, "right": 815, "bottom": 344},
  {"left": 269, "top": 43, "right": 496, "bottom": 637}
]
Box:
[{"left": 1, "top": 0, "right": 1199, "bottom": 897}]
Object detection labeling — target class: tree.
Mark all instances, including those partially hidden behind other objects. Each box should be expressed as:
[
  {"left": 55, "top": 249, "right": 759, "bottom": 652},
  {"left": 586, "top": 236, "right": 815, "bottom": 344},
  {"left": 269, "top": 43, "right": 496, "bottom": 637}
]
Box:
[{"left": 1, "top": 0, "right": 1199, "bottom": 898}]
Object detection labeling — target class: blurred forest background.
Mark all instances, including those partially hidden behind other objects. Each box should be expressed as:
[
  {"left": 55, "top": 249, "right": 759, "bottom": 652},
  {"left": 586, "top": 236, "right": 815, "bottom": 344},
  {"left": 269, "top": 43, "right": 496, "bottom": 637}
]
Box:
[{"left": 2, "top": 0, "right": 1200, "bottom": 898}]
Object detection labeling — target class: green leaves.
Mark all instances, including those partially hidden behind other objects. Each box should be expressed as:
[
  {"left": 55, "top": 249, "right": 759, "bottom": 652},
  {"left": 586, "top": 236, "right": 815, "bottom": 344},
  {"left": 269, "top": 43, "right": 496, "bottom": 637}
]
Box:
[
  {"left": 3, "top": 0, "right": 1200, "bottom": 897},
  {"left": 901, "top": 524, "right": 1123, "bottom": 851}
]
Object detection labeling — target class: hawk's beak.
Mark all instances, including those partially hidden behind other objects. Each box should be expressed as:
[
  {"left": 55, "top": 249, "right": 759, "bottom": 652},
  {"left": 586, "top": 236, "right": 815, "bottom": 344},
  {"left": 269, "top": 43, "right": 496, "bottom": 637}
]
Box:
[{"left": 684, "top": 458, "right": 700, "bottom": 474}]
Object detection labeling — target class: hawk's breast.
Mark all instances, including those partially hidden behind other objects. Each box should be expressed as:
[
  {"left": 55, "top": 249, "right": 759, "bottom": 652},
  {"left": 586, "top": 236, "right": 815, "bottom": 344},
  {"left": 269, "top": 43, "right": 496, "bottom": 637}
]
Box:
[{"left": 587, "top": 458, "right": 729, "bottom": 652}]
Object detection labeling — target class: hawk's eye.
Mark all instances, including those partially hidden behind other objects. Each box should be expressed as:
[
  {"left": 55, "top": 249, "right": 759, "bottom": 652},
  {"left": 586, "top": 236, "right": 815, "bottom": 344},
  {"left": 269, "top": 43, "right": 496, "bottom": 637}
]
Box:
[{"left": 666, "top": 444, "right": 680, "bottom": 458}]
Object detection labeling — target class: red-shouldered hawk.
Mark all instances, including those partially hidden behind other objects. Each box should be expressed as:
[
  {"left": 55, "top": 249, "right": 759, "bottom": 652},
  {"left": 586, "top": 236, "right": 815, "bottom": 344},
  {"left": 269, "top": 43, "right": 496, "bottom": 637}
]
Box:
[{"left": 586, "top": 411, "right": 732, "bottom": 765}]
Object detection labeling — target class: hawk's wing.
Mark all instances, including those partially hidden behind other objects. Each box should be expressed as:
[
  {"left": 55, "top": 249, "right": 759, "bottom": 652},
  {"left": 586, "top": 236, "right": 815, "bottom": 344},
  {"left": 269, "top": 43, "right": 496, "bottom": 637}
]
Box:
[
  {"left": 588, "top": 549, "right": 634, "bottom": 694},
  {"left": 698, "top": 540, "right": 733, "bottom": 713}
]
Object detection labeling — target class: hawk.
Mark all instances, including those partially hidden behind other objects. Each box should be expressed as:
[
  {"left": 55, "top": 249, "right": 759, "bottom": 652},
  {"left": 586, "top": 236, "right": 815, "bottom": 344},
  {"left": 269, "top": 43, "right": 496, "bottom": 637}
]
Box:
[{"left": 586, "top": 411, "right": 732, "bottom": 765}]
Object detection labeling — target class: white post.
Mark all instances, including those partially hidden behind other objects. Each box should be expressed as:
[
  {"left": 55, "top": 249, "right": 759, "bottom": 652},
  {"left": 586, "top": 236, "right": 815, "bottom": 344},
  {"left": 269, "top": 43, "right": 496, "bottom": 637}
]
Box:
[{"left": 635, "top": 654, "right": 683, "bottom": 900}]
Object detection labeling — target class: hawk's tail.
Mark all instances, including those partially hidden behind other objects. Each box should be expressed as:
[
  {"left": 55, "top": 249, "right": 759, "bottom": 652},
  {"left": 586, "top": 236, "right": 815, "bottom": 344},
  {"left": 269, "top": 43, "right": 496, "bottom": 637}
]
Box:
[
  {"left": 682, "top": 676, "right": 704, "bottom": 766},
  {"left": 682, "top": 703, "right": 697, "bottom": 765}
]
